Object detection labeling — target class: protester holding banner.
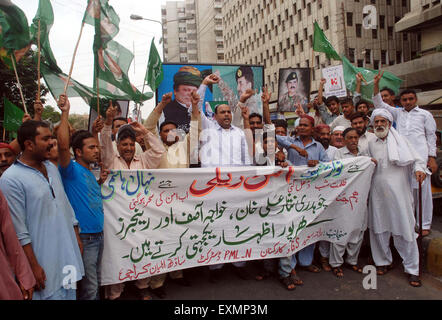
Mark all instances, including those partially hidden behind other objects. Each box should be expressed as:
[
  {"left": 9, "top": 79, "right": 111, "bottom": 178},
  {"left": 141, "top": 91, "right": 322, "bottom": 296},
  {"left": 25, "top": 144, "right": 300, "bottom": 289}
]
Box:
[
  {"left": 373, "top": 72, "right": 437, "bottom": 237},
  {"left": 98, "top": 102, "right": 166, "bottom": 300},
  {"left": 276, "top": 115, "right": 329, "bottom": 290},
  {"left": 194, "top": 74, "right": 252, "bottom": 282},
  {"left": 367, "top": 108, "right": 427, "bottom": 287},
  {"left": 141, "top": 91, "right": 201, "bottom": 298},
  {"left": 0, "top": 120, "right": 84, "bottom": 300},
  {"left": 330, "top": 128, "right": 369, "bottom": 278},
  {"left": 57, "top": 95, "right": 108, "bottom": 300}
]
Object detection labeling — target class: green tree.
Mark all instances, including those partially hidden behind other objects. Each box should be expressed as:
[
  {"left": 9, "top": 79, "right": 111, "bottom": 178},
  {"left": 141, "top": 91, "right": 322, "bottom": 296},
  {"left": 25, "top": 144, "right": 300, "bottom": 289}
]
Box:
[
  {"left": 68, "top": 114, "right": 88, "bottom": 131},
  {"left": 41, "top": 105, "right": 60, "bottom": 124},
  {"left": 0, "top": 50, "right": 49, "bottom": 119}
]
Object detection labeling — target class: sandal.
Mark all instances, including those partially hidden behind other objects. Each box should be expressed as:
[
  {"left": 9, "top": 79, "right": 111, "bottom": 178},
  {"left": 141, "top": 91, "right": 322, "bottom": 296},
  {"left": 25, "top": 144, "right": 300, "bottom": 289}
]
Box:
[
  {"left": 344, "top": 263, "right": 363, "bottom": 274},
  {"left": 320, "top": 257, "right": 332, "bottom": 272},
  {"left": 408, "top": 274, "right": 422, "bottom": 287},
  {"left": 138, "top": 288, "right": 152, "bottom": 300},
  {"left": 280, "top": 276, "right": 296, "bottom": 291},
  {"left": 332, "top": 267, "right": 344, "bottom": 278},
  {"left": 376, "top": 265, "right": 393, "bottom": 276},
  {"left": 290, "top": 270, "right": 304, "bottom": 286},
  {"left": 255, "top": 270, "right": 271, "bottom": 281}
]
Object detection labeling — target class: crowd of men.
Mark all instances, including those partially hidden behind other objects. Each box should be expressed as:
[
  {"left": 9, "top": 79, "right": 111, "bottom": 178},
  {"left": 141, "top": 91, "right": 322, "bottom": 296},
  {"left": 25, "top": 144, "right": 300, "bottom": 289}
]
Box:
[{"left": 0, "top": 69, "right": 439, "bottom": 300}]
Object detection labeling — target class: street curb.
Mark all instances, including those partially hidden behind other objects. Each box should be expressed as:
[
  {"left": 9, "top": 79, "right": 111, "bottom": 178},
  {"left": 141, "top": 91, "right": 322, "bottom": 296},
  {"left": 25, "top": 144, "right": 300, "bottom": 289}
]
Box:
[{"left": 422, "top": 232, "right": 442, "bottom": 276}]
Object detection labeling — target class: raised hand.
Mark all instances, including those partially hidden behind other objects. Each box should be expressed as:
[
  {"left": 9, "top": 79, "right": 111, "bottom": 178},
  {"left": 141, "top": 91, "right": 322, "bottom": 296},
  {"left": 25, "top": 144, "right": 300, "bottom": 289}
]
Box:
[
  {"left": 92, "top": 115, "right": 104, "bottom": 135},
  {"left": 295, "top": 104, "right": 305, "bottom": 116},
  {"left": 130, "top": 121, "right": 148, "bottom": 136},
  {"left": 161, "top": 92, "right": 173, "bottom": 105},
  {"left": 261, "top": 86, "right": 271, "bottom": 104},
  {"left": 57, "top": 94, "right": 70, "bottom": 113},
  {"left": 373, "top": 70, "right": 384, "bottom": 85},
  {"left": 240, "top": 104, "right": 250, "bottom": 121},
  {"left": 203, "top": 73, "right": 220, "bottom": 86},
  {"left": 22, "top": 113, "right": 32, "bottom": 123},
  {"left": 319, "top": 78, "right": 326, "bottom": 86},
  {"left": 240, "top": 88, "right": 255, "bottom": 103}
]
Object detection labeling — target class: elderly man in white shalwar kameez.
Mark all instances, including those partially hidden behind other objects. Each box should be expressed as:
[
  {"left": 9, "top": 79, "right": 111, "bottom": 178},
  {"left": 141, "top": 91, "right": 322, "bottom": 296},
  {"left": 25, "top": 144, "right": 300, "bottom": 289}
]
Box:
[{"left": 367, "top": 109, "right": 427, "bottom": 287}]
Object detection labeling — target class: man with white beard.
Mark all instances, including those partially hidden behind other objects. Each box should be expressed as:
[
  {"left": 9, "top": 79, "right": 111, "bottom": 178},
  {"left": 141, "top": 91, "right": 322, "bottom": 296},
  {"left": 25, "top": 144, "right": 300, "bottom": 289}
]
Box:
[
  {"left": 373, "top": 72, "right": 437, "bottom": 236},
  {"left": 367, "top": 109, "right": 427, "bottom": 287}
]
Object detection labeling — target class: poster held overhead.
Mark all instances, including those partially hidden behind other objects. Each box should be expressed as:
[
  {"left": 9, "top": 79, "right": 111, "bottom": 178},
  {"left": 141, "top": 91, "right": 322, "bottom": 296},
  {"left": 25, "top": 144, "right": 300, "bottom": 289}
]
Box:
[{"left": 321, "top": 64, "right": 347, "bottom": 98}]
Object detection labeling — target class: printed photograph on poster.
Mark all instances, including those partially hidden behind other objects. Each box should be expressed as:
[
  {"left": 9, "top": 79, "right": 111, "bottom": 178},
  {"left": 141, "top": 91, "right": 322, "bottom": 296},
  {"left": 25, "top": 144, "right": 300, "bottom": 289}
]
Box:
[
  {"left": 157, "top": 64, "right": 264, "bottom": 132},
  {"left": 88, "top": 100, "right": 130, "bottom": 133},
  {"left": 277, "top": 68, "right": 310, "bottom": 112},
  {"left": 321, "top": 64, "right": 347, "bottom": 98}
]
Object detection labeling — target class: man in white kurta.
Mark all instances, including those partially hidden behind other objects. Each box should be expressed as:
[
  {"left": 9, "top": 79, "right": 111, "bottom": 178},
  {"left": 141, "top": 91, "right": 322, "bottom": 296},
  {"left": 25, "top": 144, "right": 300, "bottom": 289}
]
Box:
[
  {"left": 330, "top": 128, "right": 369, "bottom": 277},
  {"left": 372, "top": 72, "right": 437, "bottom": 235},
  {"left": 367, "top": 109, "right": 427, "bottom": 287}
]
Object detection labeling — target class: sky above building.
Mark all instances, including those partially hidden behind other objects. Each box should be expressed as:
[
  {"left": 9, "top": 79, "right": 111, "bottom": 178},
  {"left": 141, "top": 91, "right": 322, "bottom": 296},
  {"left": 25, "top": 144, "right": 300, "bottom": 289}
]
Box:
[{"left": 15, "top": 0, "right": 168, "bottom": 116}]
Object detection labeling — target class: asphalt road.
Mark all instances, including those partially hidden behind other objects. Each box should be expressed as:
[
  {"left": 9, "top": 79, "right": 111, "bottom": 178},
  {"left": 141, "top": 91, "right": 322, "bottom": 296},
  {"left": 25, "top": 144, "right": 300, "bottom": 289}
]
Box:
[{"left": 116, "top": 249, "right": 442, "bottom": 301}]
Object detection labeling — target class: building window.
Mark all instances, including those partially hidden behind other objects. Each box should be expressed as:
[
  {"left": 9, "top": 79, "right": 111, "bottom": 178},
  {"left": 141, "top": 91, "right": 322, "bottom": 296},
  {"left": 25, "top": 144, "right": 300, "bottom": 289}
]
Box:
[
  {"left": 372, "top": 29, "right": 377, "bottom": 39},
  {"left": 346, "top": 12, "right": 353, "bottom": 26},
  {"left": 356, "top": 24, "right": 362, "bottom": 38},
  {"left": 324, "top": 16, "right": 329, "bottom": 30},
  {"left": 357, "top": 59, "right": 364, "bottom": 67},
  {"left": 365, "top": 49, "right": 371, "bottom": 63},
  {"left": 349, "top": 48, "right": 355, "bottom": 63},
  {"left": 379, "top": 15, "right": 385, "bottom": 29}
]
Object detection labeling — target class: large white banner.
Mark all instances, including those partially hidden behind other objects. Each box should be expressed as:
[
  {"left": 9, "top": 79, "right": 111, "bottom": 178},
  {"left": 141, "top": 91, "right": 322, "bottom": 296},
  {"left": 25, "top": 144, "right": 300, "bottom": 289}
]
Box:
[
  {"left": 100, "top": 157, "right": 375, "bottom": 286},
  {"left": 322, "top": 64, "right": 347, "bottom": 98}
]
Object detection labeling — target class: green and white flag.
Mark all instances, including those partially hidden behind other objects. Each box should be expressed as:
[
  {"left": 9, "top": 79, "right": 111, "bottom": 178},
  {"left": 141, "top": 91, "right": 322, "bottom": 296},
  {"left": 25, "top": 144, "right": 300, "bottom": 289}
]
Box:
[
  {"left": 40, "top": 61, "right": 96, "bottom": 105},
  {"left": 83, "top": 0, "right": 152, "bottom": 103},
  {"left": 0, "top": 1, "right": 31, "bottom": 68},
  {"left": 3, "top": 97, "right": 24, "bottom": 132},
  {"left": 313, "top": 21, "right": 341, "bottom": 61},
  {"left": 144, "top": 38, "right": 163, "bottom": 92},
  {"left": 30, "top": 0, "right": 60, "bottom": 73},
  {"left": 341, "top": 56, "right": 403, "bottom": 103}
]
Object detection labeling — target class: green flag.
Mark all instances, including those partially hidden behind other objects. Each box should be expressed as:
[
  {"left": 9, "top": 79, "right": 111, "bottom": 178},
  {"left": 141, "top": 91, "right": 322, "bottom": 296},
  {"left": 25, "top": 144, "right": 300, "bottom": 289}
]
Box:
[
  {"left": 341, "top": 55, "right": 403, "bottom": 103},
  {"left": 40, "top": 61, "right": 96, "bottom": 105},
  {"left": 30, "top": 0, "right": 60, "bottom": 73},
  {"left": 83, "top": 0, "right": 152, "bottom": 103},
  {"left": 313, "top": 21, "right": 341, "bottom": 61},
  {"left": 0, "top": 1, "right": 32, "bottom": 68},
  {"left": 3, "top": 97, "right": 24, "bottom": 132},
  {"left": 144, "top": 38, "right": 163, "bottom": 92}
]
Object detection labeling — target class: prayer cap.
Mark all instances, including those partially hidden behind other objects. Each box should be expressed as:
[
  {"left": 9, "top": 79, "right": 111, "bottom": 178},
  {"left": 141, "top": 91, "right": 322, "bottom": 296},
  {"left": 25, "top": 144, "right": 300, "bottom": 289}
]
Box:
[
  {"left": 370, "top": 109, "right": 393, "bottom": 125},
  {"left": 332, "top": 126, "right": 345, "bottom": 133}
]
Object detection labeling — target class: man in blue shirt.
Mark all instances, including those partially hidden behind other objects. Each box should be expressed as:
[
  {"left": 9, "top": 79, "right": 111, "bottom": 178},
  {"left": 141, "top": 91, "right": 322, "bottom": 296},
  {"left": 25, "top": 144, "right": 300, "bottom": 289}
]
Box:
[
  {"left": 0, "top": 120, "right": 84, "bottom": 300},
  {"left": 57, "top": 95, "right": 108, "bottom": 300},
  {"left": 276, "top": 115, "right": 329, "bottom": 290}
]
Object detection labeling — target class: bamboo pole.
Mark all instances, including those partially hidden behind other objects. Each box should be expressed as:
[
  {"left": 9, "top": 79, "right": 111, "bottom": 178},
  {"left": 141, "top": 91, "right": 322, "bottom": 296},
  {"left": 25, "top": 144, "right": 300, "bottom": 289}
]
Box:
[
  {"left": 63, "top": 22, "right": 85, "bottom": 95},
  {"left": 37, "top": 19, "right": 41, "bottom": 101},
  {"left": 96, "top": 75, "right": 100, "bottom": 117},
  {"left": 11, "top": 54, "right": 28, "bottom": 114}
]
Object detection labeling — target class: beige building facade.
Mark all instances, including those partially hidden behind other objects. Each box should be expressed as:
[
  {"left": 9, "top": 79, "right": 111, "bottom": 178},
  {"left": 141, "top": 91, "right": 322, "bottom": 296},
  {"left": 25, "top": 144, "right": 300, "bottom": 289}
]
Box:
[
  {"left": 222, "top": 0, "right": 418, "bottom": 102},
  {"left": 161, "top": 0, "right": 225, "bottom": 63}
]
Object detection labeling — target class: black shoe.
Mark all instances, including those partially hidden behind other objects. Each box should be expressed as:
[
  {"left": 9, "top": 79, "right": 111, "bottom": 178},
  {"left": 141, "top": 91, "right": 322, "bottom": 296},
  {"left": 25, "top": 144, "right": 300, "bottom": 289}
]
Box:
[
  {"left": 234, "top": 266, "right": 250, "bottom": 280},
  {"left": 209, "top": 269, "right": 222, "bottom": 283},
  {"left": 150, "top": 286, "right": 167, "bottom": 299},
  {"left": 173, "top": 277, "right": 191, "bottom": 287}
]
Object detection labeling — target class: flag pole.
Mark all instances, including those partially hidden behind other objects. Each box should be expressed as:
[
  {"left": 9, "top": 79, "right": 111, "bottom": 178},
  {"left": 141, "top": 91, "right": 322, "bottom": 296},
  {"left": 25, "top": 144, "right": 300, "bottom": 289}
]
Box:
[
  {"left": 63, "top": 22, "right": 85, "bottom": 95},
  {"left": 2, "top": 128, "right": 5, "bottom": 141},
  {"left": 37, "top": 19, "right": 41, "bottom": 101},
  {"left": 10, "top": 54, "right": 28, "bottom": 114},
  {"left": 96, "top": 76, "right": 100, "bottom": 117}
]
